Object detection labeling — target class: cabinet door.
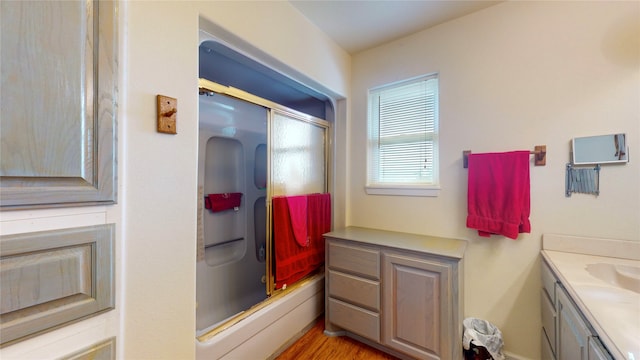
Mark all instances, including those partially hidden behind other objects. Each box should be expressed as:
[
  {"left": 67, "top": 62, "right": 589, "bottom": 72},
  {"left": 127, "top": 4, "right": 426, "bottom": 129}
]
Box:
[
  {"left": 588, "top": 337, "right": 613, "bottom": 360},
  {"left": 557, "top": 285, "right": 589, "bottom": 360},
  {"left": 541, "top": 290, "right": 557, "bottom": 357},
  {"left": 382, "top": 252, "right": 452, "bottom": 360},
  {"left": 541, "top": 260, "right": 558, "bottom": 356},
  {"left": 0, "top": 0, "right": 117, "bottom": 209}
]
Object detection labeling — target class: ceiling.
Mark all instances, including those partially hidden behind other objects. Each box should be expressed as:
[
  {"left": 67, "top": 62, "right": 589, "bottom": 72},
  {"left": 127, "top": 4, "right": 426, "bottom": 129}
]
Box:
[{"left": 289, "top": 0, "right": 502, "bottom": 54}]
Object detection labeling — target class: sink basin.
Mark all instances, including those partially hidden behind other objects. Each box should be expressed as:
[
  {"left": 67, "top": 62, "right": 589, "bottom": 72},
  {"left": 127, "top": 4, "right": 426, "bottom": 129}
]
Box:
[{"left": 586, "top": 263, "right": 640, "bottom": 294}]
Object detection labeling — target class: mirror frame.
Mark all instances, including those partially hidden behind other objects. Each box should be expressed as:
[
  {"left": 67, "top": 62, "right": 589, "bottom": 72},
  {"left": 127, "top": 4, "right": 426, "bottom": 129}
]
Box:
[{"left": 572, "top": 133, "right": 629, "bottom": 165}]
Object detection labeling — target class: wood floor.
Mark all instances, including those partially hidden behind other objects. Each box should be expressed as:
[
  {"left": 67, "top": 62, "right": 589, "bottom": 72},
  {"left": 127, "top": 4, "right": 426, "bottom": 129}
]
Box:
[{"left": 275, "top": 317, "right": 399, "bottom": 360}]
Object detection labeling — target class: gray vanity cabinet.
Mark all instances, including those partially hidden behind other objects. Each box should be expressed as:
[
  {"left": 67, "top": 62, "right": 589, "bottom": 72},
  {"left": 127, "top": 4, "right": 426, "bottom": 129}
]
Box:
[
  {"left": 541, "top": 259, "right": 614, "bottom": 360},
  {"left": 557, "top": 287, "right": 613, "bottom": 360},
  {"left": 325, "top": 227, "right": 465, "bottom": 360},
  {"left": 557, "top": 285, "right": 590, "bottom": 360},
  {"left": 0, "top": 0, "right": 118, "bottom": 209}
]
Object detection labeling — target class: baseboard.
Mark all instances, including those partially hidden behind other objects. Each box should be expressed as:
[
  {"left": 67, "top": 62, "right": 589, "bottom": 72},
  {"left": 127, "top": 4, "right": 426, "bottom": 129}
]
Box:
[{"left": 503, "top": 350, "right": 535, "bottom": 360}]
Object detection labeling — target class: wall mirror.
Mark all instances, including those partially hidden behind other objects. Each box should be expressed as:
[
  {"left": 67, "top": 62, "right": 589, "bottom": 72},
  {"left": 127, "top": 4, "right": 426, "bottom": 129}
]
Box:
[{"left": 572, "top": 133, "right": 628, "bottom": 165}]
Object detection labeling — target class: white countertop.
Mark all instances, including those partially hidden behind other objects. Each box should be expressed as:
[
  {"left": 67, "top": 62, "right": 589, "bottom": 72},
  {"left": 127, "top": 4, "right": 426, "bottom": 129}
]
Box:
[
  {"left": 324, "top": 226, "right": 468, "bottom": 259},
  {"left": 542, "top": 239, "right": 640, "bottom": 360}
]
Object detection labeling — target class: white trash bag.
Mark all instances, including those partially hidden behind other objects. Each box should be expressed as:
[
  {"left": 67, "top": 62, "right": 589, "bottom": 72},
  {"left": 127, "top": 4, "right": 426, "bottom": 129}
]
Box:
[{"left": 462, "top": 317, "right": 505, "bottom": 360}]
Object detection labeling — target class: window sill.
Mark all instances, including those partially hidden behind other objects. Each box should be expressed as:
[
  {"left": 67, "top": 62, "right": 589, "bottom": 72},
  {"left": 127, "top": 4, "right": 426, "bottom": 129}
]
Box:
[{"left": 365, "top": 184, "right": 440, "bottom": 197}]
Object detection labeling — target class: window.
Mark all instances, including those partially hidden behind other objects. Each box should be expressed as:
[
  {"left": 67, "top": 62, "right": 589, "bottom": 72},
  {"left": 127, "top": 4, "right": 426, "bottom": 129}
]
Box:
[{"left": 366, "top": 74, "right": 439, "bottom": 196}]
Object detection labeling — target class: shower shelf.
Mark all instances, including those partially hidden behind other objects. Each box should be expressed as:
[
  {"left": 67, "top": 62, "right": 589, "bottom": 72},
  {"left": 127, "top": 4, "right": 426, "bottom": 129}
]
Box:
[{"left": 205, "top": 237, "right": 244, "bottom": 249}]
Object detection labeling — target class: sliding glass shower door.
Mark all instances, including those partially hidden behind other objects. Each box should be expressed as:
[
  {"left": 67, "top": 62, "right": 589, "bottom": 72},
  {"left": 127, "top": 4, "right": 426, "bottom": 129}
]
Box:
[{"left": 267, "top": 109, "right": 329, "bottom": 293}]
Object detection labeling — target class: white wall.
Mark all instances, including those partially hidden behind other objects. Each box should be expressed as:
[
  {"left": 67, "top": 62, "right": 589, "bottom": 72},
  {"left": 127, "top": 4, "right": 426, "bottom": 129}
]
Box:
[
  {"left": 349, "top": 1, "right": 639, "bottom": 359},
  {"left": 4, "top": 1, "right": 637, "bottom": 359},
  {"left": 1, "top": 1, "right": 350, "bottom": 359},
  {"left": 123, "top": 1, "right": 349, "bottom": 359}
]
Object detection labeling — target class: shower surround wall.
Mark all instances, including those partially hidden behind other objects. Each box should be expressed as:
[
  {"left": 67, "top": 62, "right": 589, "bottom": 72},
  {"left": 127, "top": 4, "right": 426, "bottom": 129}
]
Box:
[{"left": 197, "top": 93, "right": 268, "bottom": 333}]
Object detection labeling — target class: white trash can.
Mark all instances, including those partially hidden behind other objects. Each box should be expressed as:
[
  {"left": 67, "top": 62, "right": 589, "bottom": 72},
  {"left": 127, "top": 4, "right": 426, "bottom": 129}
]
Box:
[{"left": 462, "top": 317, "right": 505, "bottom": 360}]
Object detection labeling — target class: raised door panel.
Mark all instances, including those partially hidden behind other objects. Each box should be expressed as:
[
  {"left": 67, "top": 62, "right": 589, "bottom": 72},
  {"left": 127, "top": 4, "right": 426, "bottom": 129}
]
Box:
[
  {"left": 0, "top": 0, "right": 117, "bottom": 209},
  {"left": 541, "top": 290, "right": 557, "bottom": 356},
  {"left": 383, "top": 252, "right": 451, "bottom": 360},
  {"left": 541, "top": 260, "right": 558, "bottom": 303},
  {"left": 0, "top": 224, "right": 115, "bottom": 345},
  {"left": 542, "top": 331, "right": 557, "bottom": 360},
  {"left": 557, "top": 285, "right": 589, "bottom": 360}
]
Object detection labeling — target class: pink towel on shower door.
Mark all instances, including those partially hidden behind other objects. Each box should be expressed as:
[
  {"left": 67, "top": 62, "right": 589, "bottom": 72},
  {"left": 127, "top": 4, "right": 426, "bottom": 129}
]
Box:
[
  {"left": 307, "top": 193, "right": 331, "bottom": 254},
  {"left": 286, "top": 195, "right": 309, "bottom": 247},
  {"left": 466, "top": 151, "right": 531, "bottom": 240}
]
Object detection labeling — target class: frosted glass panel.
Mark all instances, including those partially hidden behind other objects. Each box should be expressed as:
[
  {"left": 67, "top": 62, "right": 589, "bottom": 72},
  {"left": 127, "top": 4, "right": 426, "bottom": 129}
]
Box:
[{"left": 271, "top": 110, "right": 326, "bottom": 196}]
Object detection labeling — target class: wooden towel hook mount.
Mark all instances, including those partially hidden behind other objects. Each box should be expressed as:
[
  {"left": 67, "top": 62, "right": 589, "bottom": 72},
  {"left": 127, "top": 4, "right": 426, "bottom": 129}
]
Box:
[{"left": 463, "top": 145, "right": 546, "bottom": 168}]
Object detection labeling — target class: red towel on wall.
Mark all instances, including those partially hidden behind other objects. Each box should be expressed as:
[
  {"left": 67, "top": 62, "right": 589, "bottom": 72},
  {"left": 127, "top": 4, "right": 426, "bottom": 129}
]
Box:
[
  {"left": 273, "top": 193, "right": 331, "bottom": 289},
  {"left": 466, "top": 151, "right": 531, "bottom": 240},
  {"left": 204, "top": 192, "right": 242, "bottom": 212}
]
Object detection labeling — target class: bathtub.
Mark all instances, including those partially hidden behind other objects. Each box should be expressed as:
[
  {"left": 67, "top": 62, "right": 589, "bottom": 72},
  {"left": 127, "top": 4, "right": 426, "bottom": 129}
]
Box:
[
  {"left": 197, "top": 92, "right": 325, "bottom": 359},
  {"left": 196, "top": 30, "right": 332, "bottom": 358},
  {"left": 195, "top": 274, "right": 324, "bottom": 359}
]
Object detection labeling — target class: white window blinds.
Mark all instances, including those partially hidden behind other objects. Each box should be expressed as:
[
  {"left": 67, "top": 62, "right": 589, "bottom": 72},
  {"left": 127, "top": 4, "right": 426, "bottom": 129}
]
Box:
[{"left": 367, "top": 75, "right": 439, "bottom": 191}]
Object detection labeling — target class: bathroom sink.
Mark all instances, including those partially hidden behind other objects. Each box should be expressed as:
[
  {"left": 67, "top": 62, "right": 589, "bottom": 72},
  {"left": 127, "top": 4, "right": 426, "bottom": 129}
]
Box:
[{"left": 586, "top": 263, "right": 640, "bottom": 294}]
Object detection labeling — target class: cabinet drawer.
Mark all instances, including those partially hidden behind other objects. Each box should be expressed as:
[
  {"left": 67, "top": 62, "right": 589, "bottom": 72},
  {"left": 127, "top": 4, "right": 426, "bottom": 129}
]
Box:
[
  {"left": 328, "top": 241, "right": 380, "bottom": 279},
  {"left": 329, "top": 270, "right": 380, "bottom": 311},
  {"left": 541, "top": 290, "right": 557, "bottom": 356},
  {"left": 328, "top": 298, "right": 380, "bottom": 342},
  {"left": 542, "top": 260, "right": 558, "bottom": 301}
]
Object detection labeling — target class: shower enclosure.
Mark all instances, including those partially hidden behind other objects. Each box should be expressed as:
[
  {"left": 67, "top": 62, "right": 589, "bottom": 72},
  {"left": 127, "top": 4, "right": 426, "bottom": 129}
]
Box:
[{"left": 196, "top": 76, "right": 330, "bottom": 336}]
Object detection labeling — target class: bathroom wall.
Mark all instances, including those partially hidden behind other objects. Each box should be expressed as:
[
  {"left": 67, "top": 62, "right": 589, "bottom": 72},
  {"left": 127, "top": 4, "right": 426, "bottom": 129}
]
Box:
[
  {"left": 122, "top": 1, "right": 349, "bottom": 359},
  {"left": 3, "top": 1, "right": 635, "bottom": 359},
  {"left": 349, "top": 1, "right": 639, "bottom": 359}
]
